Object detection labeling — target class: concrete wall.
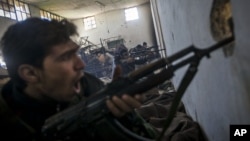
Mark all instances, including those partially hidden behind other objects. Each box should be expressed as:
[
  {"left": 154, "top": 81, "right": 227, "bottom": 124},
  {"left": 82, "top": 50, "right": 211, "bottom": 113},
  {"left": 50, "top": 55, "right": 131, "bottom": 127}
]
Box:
[
  {"left": 0, "top": 17, "right": 16, "bottom": 39},
  {"left": 72, "top": 3, "right": 156, "bottom": 49},
  {"left": 155, "top": 0, "right": 250, "bottom": 141},
  {"left": 0, "top": 17, "right": 16, "bottom": 61},
  {"left": 0, "top": 3, "right": 156, "bottom": 58}
]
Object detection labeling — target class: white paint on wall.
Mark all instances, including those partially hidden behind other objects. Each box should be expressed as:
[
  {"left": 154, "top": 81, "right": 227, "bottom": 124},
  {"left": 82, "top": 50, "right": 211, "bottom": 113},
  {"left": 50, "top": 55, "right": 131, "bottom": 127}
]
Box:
[
  {"left": 156, "top": 0, "right": 250, "bottom": 141},
  {"left": 72, "top": 3, "right": 156, "bottom": 49}
]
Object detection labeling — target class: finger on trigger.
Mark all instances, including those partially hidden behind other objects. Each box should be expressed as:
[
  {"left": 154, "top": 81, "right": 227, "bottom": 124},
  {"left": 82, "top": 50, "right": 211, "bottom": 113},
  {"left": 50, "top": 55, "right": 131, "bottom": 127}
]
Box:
[{"left": 106, "top": 99, "right": 124, "bottom": 117}]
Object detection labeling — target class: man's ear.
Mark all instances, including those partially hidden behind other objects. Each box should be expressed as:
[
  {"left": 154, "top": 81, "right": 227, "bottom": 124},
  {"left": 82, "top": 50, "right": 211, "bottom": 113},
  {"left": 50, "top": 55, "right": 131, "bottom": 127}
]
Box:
[{"left": 18, "top": 64, "right": 40, "bottom": 83}]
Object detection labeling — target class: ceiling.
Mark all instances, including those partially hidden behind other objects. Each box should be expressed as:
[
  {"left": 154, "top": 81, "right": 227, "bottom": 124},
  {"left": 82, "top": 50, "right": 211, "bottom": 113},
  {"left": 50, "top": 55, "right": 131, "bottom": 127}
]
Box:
[{"left": 21, "top": 0, "right": 150, "bottom": 19}]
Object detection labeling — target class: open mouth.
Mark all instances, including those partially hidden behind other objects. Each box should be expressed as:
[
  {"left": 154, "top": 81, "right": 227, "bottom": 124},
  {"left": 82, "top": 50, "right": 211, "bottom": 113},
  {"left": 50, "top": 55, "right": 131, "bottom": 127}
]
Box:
[{"left": 73, "top": 81, "right": 81, "bottom": 94}]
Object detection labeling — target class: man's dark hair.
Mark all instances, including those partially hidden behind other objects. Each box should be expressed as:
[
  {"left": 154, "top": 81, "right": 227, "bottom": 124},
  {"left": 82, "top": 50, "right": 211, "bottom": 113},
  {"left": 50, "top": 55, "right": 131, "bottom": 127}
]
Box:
[
  {"left": 143, "top": 42, "right": 147, "bottom": 46},
  {"left": 0, "top": 17, "right": 78, "bottom": 88}
]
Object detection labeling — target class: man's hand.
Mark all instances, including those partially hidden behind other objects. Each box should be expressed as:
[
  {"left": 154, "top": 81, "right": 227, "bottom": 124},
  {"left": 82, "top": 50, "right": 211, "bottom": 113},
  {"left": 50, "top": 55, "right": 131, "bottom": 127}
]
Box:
[
  {"left": 106, "top": 94, "right": 144, "bottom": 117},
  {"left": 106, "top": 65, "right": 145, "bottom": 117}
]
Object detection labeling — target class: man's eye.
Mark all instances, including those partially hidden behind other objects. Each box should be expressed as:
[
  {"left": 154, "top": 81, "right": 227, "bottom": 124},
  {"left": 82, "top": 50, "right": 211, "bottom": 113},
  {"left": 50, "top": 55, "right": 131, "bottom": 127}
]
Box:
[{"left": 61, "top": 54, "right": 71, "bottom": 60}]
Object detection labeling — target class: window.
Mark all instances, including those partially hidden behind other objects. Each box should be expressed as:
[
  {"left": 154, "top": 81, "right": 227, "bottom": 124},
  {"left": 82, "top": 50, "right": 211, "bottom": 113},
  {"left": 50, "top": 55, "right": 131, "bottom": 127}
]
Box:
[
  {"left": 125, "top": 7, "right": 139, "bottom": 21},
  {"left": 0, "top": 0, "right": 30, "bottom": 21},
  {"left": 15, "top": 0, "right": 30, "bottom": 21},
  {"left": 83, "top": 16, "right": 96, "bottom": 30},
  {"left": 40, "top": 9, "right": 63, "bottom": 21}
]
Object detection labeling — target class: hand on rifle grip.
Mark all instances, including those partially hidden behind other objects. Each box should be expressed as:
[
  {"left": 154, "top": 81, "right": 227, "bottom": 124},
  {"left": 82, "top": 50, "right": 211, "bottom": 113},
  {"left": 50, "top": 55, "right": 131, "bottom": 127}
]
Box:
[{"left": 106, "top": 65, "right": 145, "bottom": 117}]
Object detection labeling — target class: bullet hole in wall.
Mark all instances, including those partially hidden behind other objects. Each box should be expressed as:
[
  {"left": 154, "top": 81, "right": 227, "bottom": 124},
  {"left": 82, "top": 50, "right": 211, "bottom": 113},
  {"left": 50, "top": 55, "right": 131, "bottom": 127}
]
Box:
[{"left": 210, "top": 0, "right": 235, "bottom": 57}]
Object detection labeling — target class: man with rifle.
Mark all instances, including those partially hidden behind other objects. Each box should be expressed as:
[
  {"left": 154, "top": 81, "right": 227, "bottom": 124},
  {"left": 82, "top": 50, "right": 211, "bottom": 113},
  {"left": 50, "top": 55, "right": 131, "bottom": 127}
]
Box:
[
  {"left": 0, "top": 17, "right": 229, "bottom": 141},
  {"left": 0, "top": 17, "right": 149, "bottom": 140}
]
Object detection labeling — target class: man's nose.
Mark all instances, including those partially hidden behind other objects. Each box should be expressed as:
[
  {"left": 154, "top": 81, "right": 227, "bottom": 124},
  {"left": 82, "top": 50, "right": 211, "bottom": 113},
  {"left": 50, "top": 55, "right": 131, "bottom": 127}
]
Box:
[{"left": 75, "top": 55, "right": 85, "bottom": 70}]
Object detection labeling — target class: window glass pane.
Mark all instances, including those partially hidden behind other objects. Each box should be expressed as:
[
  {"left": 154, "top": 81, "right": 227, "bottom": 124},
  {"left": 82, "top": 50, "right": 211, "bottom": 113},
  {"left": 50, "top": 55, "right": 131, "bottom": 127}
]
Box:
[
  {"left": 10, "top": 6, "right": 14, "bottom": 12},
  {"left": 10, "top": 12, "right": 16, "bottom": 19},
  {"left": 3, "top": 3, "right": 9, "bottom": 11},
  {"left": 15, "top": 6, "right": 20, "bottom": 11},
  {"left": 16, "top": 10, "right": 22, "bottom": 21},
  {"left": 125, "top": 7, "right": 139, "bottom": 21},
  {"left": 14, "top": 0, "right": 19, "bottom": 7},
  {"left": 40, "top": 9, "right": 63, "bottom": 20},
  {"left": 25, "top": 4, "right": 30, "bottom": 13},
  {"left": 8, "top": 0, "right": 14, "bottom": 5},
  {"left": 21, "top": 12, "right": 26, "bottom": 20},
  {"left": 22, "top": 4, "right": 26, "bottom": 13},
  {"left": 20, "top": 3, "right": 25, "bottom": 12},
  {"left": 83, "top": 16, "right": 96, "bottom": 30},
  {"left": 4, "top": 11, "right": 10, "bottom": 17},
  {"left": 40, "top": 10, "right": 44, "bottom": 17},
  {"left": 47, "top": 12, "right": 51, "bottom": 19},
  {"left": 0, "top": 0, "right": 29, "bottom": 21},
  {"left": 0, "top": 10, "right": 4, "bottom": 16}
]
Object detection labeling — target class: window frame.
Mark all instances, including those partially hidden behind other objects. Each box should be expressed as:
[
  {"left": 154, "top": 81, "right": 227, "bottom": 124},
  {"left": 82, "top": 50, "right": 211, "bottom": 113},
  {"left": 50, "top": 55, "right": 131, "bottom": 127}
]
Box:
[
  {"left": 83, "top": 16, "right": 97, "bottom": 30},
  {"left": 0, "top": 0, "right": 31, "bottom": 21},
  {"left": 40, "top": 9, "right": 63, "bottom": 21},
  {"left": 125, "top": 7, "right": 139, "bottom": 21}
]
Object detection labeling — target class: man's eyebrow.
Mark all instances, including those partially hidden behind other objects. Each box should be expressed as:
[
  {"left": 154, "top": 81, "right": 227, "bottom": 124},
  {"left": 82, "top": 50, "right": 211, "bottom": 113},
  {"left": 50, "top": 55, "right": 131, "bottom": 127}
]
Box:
[{"left": 58, "top": 45, "right": 80, "bottom": 58}]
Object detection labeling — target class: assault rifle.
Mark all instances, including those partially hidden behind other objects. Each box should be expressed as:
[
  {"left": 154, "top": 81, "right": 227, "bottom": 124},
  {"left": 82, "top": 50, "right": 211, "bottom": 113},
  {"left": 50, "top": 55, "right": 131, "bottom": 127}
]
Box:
[{"left": 41, "top": 36, "right": 234, "bottom": 141}]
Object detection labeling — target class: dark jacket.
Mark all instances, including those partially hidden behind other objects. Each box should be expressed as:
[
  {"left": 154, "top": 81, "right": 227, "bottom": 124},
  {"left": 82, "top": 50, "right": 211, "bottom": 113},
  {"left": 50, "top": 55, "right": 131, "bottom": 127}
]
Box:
[
  {"left": 0, "top": 72, "right": 207, "bottom": 141},
  {"left": 0, "top": 72, "right": 105, "bottom": 140}
]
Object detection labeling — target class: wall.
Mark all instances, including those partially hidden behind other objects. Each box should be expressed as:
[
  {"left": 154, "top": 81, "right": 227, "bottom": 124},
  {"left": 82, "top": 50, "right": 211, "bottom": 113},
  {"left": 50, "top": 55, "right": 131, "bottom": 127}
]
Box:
[
  {"left": 0, "top": 17, "right": 16, "bottom": 39},
  {"left": 72, "top": 3, "right": 156, "bottom": 49},
  {"left": 0, "top": 3, "right": 156, "bottom": 50},
  {"left": 155, "top": 0, "right": 250, "bottom": 141},
  {"left": 0, "top": 17, "right": 16, "bottom": 61}
]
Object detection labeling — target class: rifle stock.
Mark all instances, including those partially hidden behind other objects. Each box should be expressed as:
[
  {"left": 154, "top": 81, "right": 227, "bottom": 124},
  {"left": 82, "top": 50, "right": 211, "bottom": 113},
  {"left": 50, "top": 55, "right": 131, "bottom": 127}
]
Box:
[{"left": 41, "top": 36, "right": 234, "bottom": 140}]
